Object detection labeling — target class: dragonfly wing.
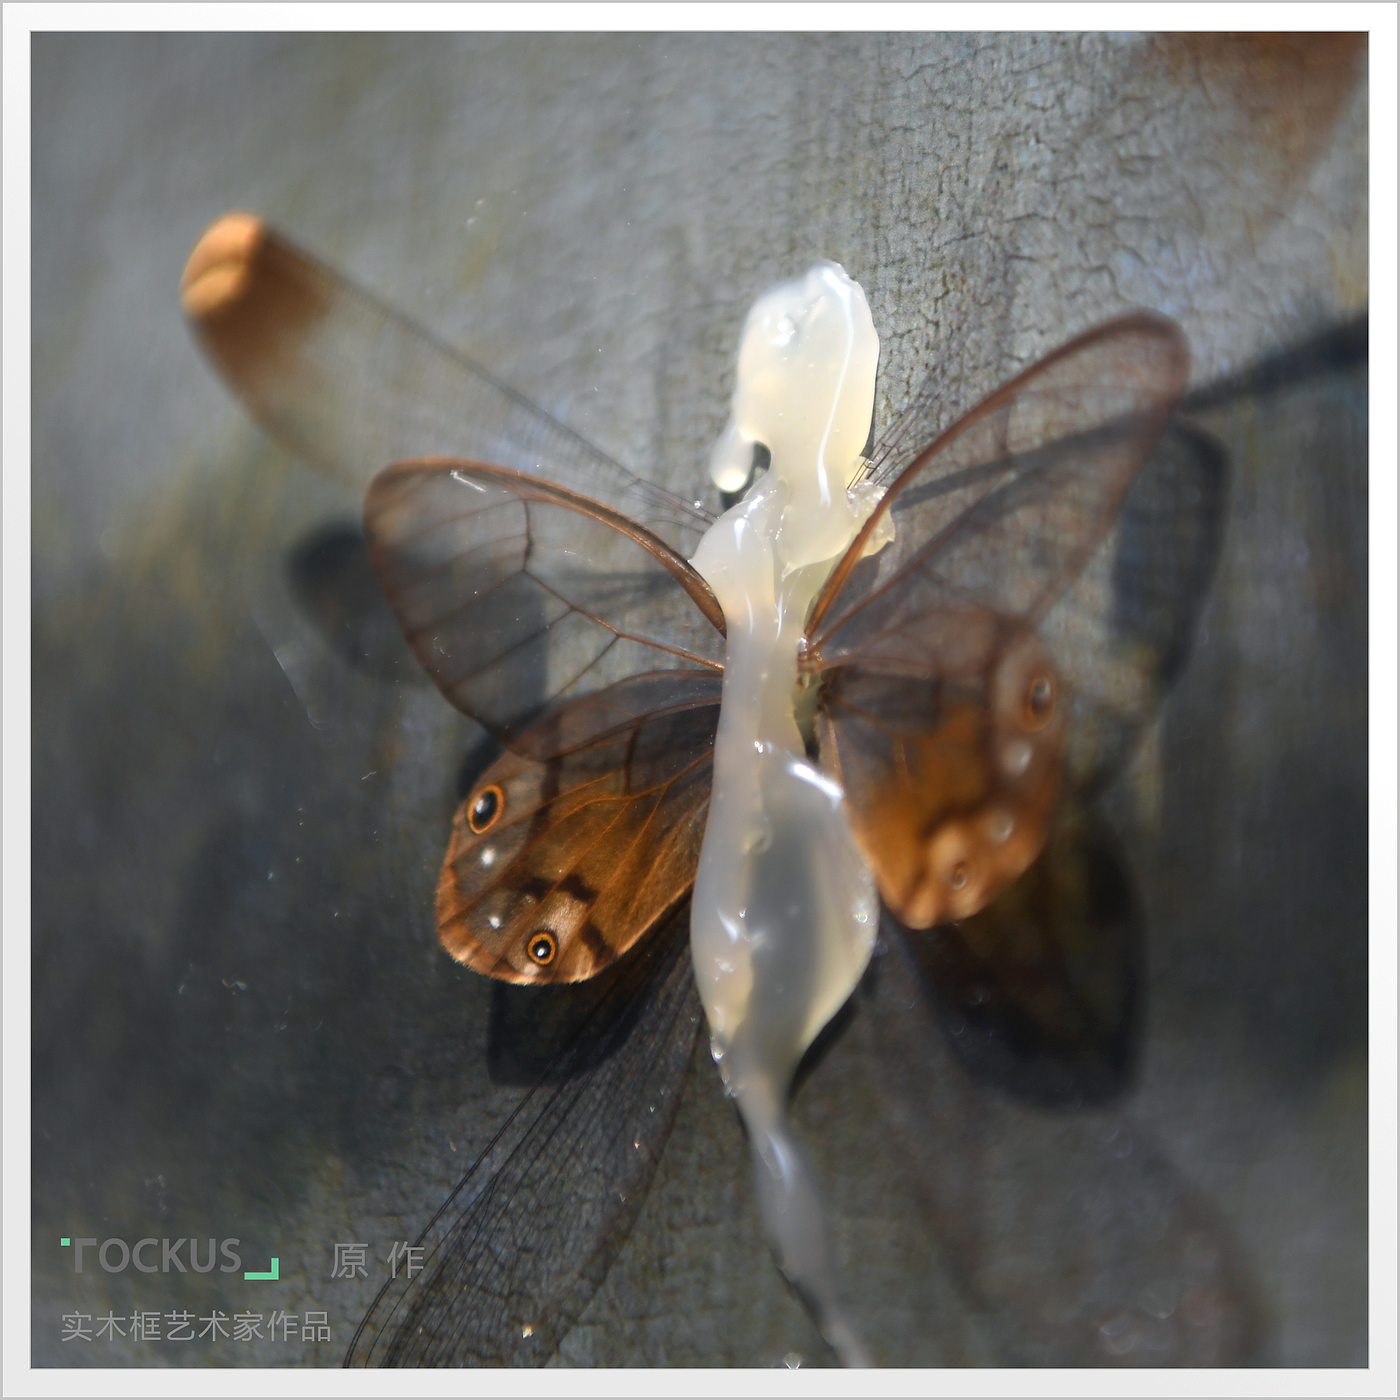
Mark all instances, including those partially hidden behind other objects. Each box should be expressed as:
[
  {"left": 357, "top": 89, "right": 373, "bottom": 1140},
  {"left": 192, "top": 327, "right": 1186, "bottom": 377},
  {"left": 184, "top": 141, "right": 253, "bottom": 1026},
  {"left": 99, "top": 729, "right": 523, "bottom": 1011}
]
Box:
[
  {"left": 363, "top": 459, "right": 723, "bottom": 746},
  {"left": 344, "top": 902, "right": 703, "bottom": 1367},
  {"left": 859, "top": 924, "right": 1258, "bottom": 1366},
  {"left": 439, "top": 670, "right": 719, "bottom": 983},
  {"left": 180, "top": 212, "right": 714, "bottom": 555}
]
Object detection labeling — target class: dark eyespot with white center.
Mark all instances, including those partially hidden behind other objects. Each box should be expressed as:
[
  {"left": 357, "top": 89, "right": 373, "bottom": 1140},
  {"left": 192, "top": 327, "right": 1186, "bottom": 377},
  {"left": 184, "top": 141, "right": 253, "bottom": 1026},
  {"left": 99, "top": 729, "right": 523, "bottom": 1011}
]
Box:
[
  {"left": 468, "top": 783, "right": 504, "bottom": 834},
  {"left": 527, "top": 930, "right": 557, "bottom": 966}
]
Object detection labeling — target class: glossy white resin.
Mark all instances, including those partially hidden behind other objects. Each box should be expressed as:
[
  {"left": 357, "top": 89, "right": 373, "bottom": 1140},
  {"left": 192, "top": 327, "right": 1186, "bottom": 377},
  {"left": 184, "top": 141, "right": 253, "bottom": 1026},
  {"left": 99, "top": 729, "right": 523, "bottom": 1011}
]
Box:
[{"left": 689, "top": 263, "right": 882, "bottom": 1366}]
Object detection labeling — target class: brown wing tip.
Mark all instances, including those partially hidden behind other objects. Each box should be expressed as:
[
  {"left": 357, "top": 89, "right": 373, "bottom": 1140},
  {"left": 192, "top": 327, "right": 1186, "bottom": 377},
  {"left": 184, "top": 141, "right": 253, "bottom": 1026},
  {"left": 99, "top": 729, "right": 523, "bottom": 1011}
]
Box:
[{"left": 180, "top": 211, "right": 267, "bottom": 319}]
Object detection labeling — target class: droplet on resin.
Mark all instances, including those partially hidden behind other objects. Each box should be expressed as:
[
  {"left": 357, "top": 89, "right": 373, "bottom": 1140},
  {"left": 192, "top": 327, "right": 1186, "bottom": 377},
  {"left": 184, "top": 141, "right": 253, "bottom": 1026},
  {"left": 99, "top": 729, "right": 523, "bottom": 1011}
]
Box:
[{"left": 709, "top": 421, "right": 757, "bottom": 494}]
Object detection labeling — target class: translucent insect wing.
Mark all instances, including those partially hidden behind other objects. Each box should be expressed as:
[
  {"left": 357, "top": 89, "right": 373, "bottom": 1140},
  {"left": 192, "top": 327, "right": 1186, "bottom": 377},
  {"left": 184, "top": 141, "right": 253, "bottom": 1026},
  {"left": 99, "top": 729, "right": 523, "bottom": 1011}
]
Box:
[
  {"left": 363, "top": 460, "right": 723, "bottom": 747},
  {"left": 809, "top": 314, "right": 1190, "bottom": 653},
  {"left": 180, "top": 212, "right": 714, "bottom": 556},
  {"left": 437, "top": 671, "right": 721, "bottom": 983},
  {"left": 808, "top": 316, "right": 1189, "bottom": 928},
  {"left": 345, "top": 904, "right": 703, "bottom": 1366},
  {"left": 860, "top": 925, "right": 1257, "bottom": 1365}
]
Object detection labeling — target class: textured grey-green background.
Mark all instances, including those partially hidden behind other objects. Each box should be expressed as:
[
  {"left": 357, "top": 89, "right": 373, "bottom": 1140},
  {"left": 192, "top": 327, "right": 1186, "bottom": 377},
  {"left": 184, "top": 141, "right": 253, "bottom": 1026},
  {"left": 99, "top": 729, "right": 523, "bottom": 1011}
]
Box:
[{"left": 32, "top": 33, "right": 1367, "bottom": 1367}]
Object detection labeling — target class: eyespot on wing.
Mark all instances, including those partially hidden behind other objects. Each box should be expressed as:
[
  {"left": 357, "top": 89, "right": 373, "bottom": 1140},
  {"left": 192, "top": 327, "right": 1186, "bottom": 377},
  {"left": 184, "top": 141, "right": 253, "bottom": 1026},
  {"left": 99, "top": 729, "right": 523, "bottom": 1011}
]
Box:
[
  {"left": 468, "top": 783, "right": 505, "bottom": 834},
  {"left": 818, "top": 622, "right": 1066, "bottom": 930},
  {"left": 435, "top": 674, "right": 720, "bottom": 984},
  {"left": 527, "top": 930, "right": 558, "bottom": 966}
]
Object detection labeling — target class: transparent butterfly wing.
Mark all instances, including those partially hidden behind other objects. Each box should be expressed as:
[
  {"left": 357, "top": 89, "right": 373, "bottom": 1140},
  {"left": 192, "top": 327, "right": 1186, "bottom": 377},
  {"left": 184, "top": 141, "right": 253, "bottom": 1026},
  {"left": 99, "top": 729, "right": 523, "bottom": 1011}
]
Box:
[
  {"left": 437, "top": 671, "right": 720, "bottom": 981},
  {"left": 181, "top": 213, "right": 714, "bottom": 555},
  {"left": 363, "top": 460, "right": 723, "bottom": 747},
  {"left": 810, "top": 314, "right": 1190, "bottom": 660},
  {"left": 820, "top": 317, "right": 1253, "bottom": 1363},
  {"left": 808, "top": 317, "right": 1190, "bottom": 928}
]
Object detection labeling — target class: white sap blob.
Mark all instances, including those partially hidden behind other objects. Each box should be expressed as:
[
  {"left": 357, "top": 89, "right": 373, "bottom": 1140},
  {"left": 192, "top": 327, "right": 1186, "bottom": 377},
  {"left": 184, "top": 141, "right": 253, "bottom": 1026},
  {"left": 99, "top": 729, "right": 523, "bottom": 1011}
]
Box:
[{"left": 690, "top": 263, "right": 883, "bottom": 1367}]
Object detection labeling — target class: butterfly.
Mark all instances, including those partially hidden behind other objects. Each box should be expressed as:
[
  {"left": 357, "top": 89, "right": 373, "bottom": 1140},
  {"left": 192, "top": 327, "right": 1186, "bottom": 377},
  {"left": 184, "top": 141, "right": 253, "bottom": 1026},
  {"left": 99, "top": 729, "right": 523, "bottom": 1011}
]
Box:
[{"left": 181, "top": 213, "right": 1246, "bottom": 1366}]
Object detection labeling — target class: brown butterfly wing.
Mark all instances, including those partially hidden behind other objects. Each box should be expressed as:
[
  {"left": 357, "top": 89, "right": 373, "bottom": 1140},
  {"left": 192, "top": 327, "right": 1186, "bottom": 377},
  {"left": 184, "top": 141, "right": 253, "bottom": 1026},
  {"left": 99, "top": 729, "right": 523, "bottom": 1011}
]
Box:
[
  {"left": 816, "top": 615, "right": 1068, "bottom": 929},
  {"left": 180, "top": 212, "right": 713, "bottom": 555},
  {"left": 808, "top": 315, "right": 1189, "bottom": 929},
  {"left": 363, "top": 459, "right": 723, "bottom": 747},
  {"left": 437, "top": 670, "right": 720, "bottom": 984}
]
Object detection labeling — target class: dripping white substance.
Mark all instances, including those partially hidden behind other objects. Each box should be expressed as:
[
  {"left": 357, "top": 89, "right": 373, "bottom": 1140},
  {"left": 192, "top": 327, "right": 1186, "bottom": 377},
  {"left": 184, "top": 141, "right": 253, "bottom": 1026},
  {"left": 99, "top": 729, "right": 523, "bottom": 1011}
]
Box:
[{"left": 689, "top": 263, "right": 883, "bottom": 1368}]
